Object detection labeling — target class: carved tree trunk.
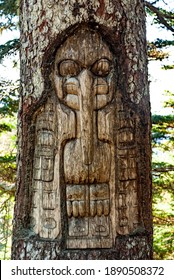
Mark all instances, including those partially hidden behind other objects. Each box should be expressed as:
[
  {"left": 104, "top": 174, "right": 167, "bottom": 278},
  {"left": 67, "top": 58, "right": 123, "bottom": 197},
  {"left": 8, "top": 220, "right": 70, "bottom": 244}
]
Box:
[{"left": 12, "top": 0, "right": 152, "bottom": 260}]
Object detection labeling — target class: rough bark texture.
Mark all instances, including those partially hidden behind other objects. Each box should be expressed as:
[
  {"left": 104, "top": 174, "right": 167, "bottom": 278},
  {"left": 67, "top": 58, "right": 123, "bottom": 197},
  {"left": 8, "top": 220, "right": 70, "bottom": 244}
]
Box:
[{"left": 12, "top": 0, "right": 152, "bottom": 259}]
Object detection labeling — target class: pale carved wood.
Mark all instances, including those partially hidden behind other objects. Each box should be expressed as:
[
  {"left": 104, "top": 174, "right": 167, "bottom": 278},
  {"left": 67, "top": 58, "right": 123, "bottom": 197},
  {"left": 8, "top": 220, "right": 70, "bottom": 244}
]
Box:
[{"left": 30, "top": 27, "right": 139, "bottom": 249}]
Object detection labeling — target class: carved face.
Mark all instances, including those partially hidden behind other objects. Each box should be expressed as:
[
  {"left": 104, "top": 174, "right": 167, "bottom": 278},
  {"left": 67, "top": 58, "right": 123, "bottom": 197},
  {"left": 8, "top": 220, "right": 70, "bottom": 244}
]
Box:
[
  {"left": 53, "top": 28, "right": 115, "bottom": 110},
  {"left": 53, "top": 29, "right": 115, "bottom": 166}
]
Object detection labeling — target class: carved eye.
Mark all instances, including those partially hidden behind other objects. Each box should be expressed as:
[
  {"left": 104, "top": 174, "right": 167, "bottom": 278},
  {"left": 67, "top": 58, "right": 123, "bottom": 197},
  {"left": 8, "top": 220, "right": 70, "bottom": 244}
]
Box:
[
  {"left": 91, "top": 58, "right": 111, "bottom": 77},
  {"left": 59, "top": 60, "right": 81, "bottom": 77}
]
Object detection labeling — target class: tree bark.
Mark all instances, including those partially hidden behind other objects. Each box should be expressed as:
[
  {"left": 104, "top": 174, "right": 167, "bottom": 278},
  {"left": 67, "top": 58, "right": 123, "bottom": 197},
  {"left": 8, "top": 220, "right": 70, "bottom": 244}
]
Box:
[{"left": 12, "top": 0, "right": 152, "bottom": 260}]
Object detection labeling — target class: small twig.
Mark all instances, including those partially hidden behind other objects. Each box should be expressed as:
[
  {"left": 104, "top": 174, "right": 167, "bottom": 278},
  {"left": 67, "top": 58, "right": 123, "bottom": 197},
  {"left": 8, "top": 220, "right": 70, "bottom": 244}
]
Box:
[
  {"left": 145, "top": 1, "right": 174, "bottom": 32},
  {"left": 152, "top": 167, "right": 174, "bottom": 172}
]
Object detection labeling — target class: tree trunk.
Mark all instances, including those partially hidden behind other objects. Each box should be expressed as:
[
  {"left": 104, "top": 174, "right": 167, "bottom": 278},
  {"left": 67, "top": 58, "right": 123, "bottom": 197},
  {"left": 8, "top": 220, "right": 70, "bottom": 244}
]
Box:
[{"left": 12, "top": 0, "right": 152, "bottom": 260}]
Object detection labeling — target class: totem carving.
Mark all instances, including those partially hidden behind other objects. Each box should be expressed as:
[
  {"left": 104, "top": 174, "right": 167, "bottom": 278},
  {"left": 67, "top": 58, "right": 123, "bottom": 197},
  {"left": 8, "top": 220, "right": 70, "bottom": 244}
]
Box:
[{"left": 30, "top": 28, "right": 139, "bottom": 249}]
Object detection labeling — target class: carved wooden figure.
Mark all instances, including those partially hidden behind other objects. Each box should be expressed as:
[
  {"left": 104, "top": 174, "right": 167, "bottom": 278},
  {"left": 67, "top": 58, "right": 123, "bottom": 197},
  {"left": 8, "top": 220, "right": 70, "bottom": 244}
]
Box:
[
  {"left": 30, "top": 28, "right": 139, "bottom": 249},
  {"left": 12, "top": 0, "right": 152, "bottom": 260}
]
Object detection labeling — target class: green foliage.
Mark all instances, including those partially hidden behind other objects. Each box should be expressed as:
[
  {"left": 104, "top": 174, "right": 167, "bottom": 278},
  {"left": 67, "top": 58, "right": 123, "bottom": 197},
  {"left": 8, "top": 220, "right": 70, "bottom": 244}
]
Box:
[
  {"left": 152, "top": 87, "right": 174, "bottom": 259},
  {"left": 0, "top": 116, "right": 17, "bottom": 185},
  {"left": 0, "top": 0, "right": 19, "bottom": 32},
  {"left": 162, "top": 64, "right": 174, "bottom": 70},
  {"left": 152, "top": 165, "right": 174, "bottom": 260},
  {"left": 0, "top": 79, "right": 19, "bottom": 138},
  {"left": 146, "top": 2, "right": 174, "bottom": 61},
  {"left": 0, "top": 1, "right": 19, "bottom": 259},
  {"left": 0, "top": 155, "right": 16, "bottom": 183},
  {"left": 0, "top": 0, "right": 19, "bottom": 17},
  {"left": 153, "top": 186, "right": 174, "bottom": 259},
  {"left": 0, "top": 39, "right": 20, "bottom": 63},
  {"left": 152, "top": 39, "right": 174, "bottom": 49},
  {"left": 0, "top": 119, "right": 16, "bottom": 259},
  {"left": 0, "top": 123, "right": 11, "bottom": 133},
  {"left": 0, "top": 79, "right": 17, "bottom": 260},
  {"left": 152, "top": 114, "right": 174, "bottom": 144},
  {"left": 147, "top": 41, "right": 169, "bottom": 61},
  {"left": 147, "top": 2, "right": 174, "bottom": 258},
  {"left": 0, "top": 0, "right": 19, "bottom": 64},
  {"left": 0, "top": 79, "right": 19, "bottom": 117},
  {"left": 164, "top": 90, "right": 174, "bottom": 109},
  {"left": 145, "top": 1, "right": 174, "bottom": 32},
  {"left": 0, "top": 189, "right": 14, "bottom": 260},
  {"left": 153, "top": 225, "right": 174, "bottom": 260},
  {"left": 152, "top": 92, "right": 174, "bottom": 160}
]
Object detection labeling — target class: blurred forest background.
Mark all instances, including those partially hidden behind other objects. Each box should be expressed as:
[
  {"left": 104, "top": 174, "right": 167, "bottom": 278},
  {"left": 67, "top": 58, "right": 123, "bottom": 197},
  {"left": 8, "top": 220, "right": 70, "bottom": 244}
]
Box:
[{"left": 0, "top": 0, "right": 174, "bottom": 259}]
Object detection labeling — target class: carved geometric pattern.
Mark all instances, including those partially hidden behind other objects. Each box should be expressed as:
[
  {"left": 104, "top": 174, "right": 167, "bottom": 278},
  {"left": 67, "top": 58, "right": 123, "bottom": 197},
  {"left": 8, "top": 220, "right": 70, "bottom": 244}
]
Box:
[
  {"left": 117, "top": 108, "right": 139, "bottom": 234},
  {"left": 66, "top": 184, "right": 110, "bottom": 218},
  {"left": 66, "top": 184, "right": 110, "bottom": 238}
]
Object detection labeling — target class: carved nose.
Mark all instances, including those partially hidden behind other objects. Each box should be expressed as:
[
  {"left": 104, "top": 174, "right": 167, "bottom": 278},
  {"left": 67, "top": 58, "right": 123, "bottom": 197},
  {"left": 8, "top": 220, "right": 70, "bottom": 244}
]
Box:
[{"left": 79, "top": 70, "right": 93, "bottom": 165}]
